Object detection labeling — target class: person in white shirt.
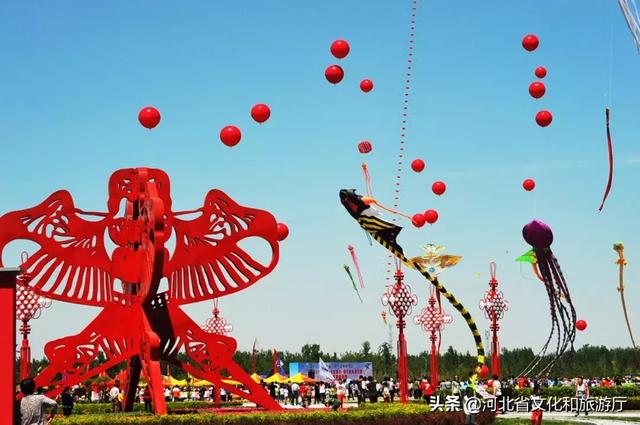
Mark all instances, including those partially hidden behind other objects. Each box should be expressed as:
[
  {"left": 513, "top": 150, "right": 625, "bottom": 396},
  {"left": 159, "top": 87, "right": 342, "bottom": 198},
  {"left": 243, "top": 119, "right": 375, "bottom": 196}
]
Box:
[
  {"left": 491, "top": 375, "right": 502, "bottom": 413},
  {"left": 19, "top": 378, "right": 57, "bottom": 425},
  {"left": 319, "top": 382, "right": 326, "bottom": 403},
  {"left": 291, "top": 382, "right": 300, "bottom": 405},
  {"left": 575, "top": 377, "right": 590, "bottom": 416},
  {"left": 109, "top": 382, "right": 121, "bottom": 413}
]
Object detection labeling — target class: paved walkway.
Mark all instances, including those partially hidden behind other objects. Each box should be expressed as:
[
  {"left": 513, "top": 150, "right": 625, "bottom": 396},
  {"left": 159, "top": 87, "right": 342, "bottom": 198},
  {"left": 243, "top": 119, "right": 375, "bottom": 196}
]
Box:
[{"left": 502, "top": 411, "right": 640, "bottom": 424}]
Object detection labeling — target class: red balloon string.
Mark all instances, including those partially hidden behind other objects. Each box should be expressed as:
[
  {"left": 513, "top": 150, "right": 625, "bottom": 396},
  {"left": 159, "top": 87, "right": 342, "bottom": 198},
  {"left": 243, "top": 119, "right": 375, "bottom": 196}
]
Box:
[
  {"left": 362, "top": 163, "right": 373, "bottom": 197},
  {"left": 348, "top": 245, "right": 366, "bottom": 289},
  {"left": 598, "top": 107, "right": 614, "bottom": 212}
]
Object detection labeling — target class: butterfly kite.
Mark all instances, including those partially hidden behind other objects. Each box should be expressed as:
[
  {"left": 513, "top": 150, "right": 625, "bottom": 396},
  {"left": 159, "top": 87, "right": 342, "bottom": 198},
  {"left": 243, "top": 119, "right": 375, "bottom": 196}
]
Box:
[{"left": 0, "top": 167, "right": 285, "bottom": 413}]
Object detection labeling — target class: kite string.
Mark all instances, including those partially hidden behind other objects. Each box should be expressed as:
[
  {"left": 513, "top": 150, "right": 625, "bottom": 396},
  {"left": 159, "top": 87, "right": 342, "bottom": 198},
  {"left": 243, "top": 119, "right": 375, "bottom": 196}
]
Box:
[{"left": 388, "top": 0, "right": 418, "bottom": 281}]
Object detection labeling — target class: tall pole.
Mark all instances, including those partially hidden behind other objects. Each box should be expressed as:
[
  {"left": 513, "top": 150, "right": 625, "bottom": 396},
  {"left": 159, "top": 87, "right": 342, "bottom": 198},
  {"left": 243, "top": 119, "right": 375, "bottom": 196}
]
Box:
[
  {"left": 382, "top": 269, "right": 417, "bottom": 404},
  {"left": 0, "top": 267, "right": 21, "bottom": 425}
]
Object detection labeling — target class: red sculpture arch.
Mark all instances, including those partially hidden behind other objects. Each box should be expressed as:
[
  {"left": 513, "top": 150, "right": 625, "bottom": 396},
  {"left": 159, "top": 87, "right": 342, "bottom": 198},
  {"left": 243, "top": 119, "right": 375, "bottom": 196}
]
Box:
[{"left": 0, "top": 167, "right": 283, "bottom": 413}]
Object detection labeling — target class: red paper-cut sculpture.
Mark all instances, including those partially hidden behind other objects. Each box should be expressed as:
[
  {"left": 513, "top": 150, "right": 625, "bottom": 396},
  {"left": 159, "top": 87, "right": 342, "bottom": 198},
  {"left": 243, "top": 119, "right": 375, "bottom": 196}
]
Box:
[{"left": 0, "top": 167, "right": 284, "bottom": 414}]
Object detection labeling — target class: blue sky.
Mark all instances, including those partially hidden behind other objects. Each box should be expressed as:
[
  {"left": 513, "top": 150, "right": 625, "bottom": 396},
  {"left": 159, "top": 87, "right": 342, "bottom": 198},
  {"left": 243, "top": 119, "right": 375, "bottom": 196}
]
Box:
[{"left": 1, "top": 1, "right": 639, "bottom": 361}]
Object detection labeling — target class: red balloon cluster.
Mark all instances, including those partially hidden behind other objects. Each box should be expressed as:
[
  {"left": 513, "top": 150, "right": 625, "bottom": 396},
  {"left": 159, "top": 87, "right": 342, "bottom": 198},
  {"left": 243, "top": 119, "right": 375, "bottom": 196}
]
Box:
[
  {"left": 576, "top": 319, "right": 587, "bottom": 331},
  {"left": 522, "top": 178, "right": 536, "bottom": 191},
  {"left": 360, "top": 79, "right": 374, "bottom": 93},
  {"left": 325, "top": 40, "right": 350, "bottom": 84},
  {"left": 411, "top": 159, "right": 425, "bottom": 173},
  {"left": 358, "top": 140, "right": 372, "bottom": 154},
  {"left": 251, "top": 104, "right": 271, "bottom": 123},
  {"left": 138, "top": 106, "right": 161, "bottom": 129},
  {"left": 522, "top": 34, "right": 553, "bottom": 127}
]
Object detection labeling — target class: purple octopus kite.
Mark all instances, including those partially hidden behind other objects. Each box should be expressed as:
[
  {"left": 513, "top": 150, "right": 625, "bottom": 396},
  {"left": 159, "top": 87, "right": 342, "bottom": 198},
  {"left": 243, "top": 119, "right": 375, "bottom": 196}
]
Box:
[{"left": 520, "top": 220, "right": 577, "bottom": 377}]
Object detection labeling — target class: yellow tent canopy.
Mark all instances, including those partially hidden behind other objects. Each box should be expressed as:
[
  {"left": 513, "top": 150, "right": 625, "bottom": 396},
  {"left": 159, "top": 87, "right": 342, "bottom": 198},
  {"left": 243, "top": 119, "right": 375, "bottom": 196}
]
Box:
[
  {"left": 264, "top": 373, "right": 289, "bottom": 383},
  {"left": 191, "top": 378, "right": 244, "bottom": 387},
  {"left": 162, "top": 376, "right": 188, "bottom": 387},
  {"left": 250, "top": 373, "right": 263, "bottom": 383},
  {"left": 288, "top": 373, "right": 316, "bottom": 384}
]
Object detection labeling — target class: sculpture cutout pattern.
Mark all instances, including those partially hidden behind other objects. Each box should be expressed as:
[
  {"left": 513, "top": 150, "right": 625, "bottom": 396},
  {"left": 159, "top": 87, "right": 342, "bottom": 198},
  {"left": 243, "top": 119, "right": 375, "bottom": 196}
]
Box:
[{"left": 0, "top": 167, "right": 284, "bottom": 414}]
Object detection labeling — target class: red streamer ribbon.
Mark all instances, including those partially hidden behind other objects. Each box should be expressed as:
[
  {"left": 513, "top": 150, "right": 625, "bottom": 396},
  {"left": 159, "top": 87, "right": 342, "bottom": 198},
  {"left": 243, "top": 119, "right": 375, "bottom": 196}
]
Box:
[
  {"left": 598, "top": 107, "right": 614, "bottom": 212},
  {"left": 348, "top": 245, "right": 366, "bottom": 288}
]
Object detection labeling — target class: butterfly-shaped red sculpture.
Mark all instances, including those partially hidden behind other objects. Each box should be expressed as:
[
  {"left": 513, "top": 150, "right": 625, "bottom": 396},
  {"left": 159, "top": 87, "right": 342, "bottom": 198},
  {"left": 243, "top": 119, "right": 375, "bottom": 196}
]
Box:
[{"left": 0, "top": 167, "right": 283, "bottom": 413}]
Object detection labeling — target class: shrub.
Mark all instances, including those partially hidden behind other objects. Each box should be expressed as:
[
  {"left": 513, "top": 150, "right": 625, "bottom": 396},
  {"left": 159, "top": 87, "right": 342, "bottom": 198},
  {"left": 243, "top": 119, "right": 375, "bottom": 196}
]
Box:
[
  {"left": 51, "top": 404, "right": 496, "bottom": 425},
  {"left": 71, "top": 401, "right": 242, "bottom": 415}
]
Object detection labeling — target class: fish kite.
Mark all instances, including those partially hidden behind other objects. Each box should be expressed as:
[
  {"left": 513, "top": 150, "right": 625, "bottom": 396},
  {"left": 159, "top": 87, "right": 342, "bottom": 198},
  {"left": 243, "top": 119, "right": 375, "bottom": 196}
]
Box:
[
  {"left": 339, "top": 189, "right": 485, "bottom": 382},
  {"left": 343, "top": 264, "right": 363, "bottom": 303},
  {"left": 519, "top": 220, "right": 577, "bottom": 377}
]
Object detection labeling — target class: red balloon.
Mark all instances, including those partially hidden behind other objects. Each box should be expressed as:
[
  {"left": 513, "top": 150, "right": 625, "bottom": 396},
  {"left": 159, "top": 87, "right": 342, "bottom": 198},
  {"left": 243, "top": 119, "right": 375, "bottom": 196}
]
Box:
[
  {"left": 358, "top": 141, "right": 372, "bottom": 154},
  {"left": 276, "top": 223, "right": 289, "bottom": 241},
  {"left": 522, "top": 34, "right": 539, "bottom": 52},
  {"left": 529, "top": 82, "right": 546, "bottom": 99},
  {"left": 576, "top": 319, "right": 587, "bottom": 331},
  {"left": 535, "top": 110, "right": 553, "bottom": 127},
  {"left": 330, "top": 39, "right": 350, "bottom": 59},
  {"left": 325, "top": 65, "right": 344, "bottom": 84},
  {"left": 360, "top": 79, "right": 374, "bottom": 93},
  {"left": 411, "top": 159, "right": 425, "bottom": 173},
  {"left": 219, "top": 125, "right": 242, "bottom": 147},
  {"left": 251, "top": 104, "right": 271, "bottom": 123},
  {"left": 138, "top": 106, "right": 161, "bottom": 129},
  {"left": 424, "top": 209, "right": 438, "bottom": 224},
  {"left": 535, "top": 66, "right": 547, "bottom": 78},
  {"left": 412, "top": 213, "right": 426, "bottom": 228},
  {"left": 522, "top": 179, "right": 536, "bottom": 191},
  {"left": 479, "top": 365, "right": 489, "bottom": 379},
  {"left": 432, "top": 181, "right": 446, "bottom": 196}
]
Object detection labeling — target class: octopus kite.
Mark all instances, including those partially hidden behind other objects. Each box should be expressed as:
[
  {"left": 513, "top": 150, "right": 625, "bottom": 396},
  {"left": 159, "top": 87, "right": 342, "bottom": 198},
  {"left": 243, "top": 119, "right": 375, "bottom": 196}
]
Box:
[
  {"left": 520, "top": 220, "right": 577, "bottom": 377},
  {"left": 339, "top": 189, "right": 486, "bottom": 381}
]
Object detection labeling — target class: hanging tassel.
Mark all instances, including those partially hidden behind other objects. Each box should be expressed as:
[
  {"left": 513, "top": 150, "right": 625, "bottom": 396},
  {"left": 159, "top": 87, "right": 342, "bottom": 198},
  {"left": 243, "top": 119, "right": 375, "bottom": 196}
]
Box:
[{"left": 348, "top": 245, "right": 366, "bottom": 288}]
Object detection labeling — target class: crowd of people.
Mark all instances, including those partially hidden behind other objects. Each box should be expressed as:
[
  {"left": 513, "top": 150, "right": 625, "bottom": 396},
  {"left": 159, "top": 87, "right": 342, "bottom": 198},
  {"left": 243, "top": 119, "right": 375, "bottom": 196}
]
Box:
[{"left": 14, "top": 372, "right": 639, "bottom": 424}]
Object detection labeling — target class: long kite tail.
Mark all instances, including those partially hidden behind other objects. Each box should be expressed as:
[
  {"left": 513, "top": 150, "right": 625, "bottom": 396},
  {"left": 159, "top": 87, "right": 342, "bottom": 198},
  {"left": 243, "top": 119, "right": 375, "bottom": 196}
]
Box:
[
  {"left": 357, "top": 217, "right": 485, "bottom": 378},
  {"left": 614, "top": 244, "right": 640, "bottom": 363},
  {"left": 343, "top": 264, "right": 363, "bottom": 303},
  {"left": 598, "top": 107, "right": 614, "bottom": 212}
]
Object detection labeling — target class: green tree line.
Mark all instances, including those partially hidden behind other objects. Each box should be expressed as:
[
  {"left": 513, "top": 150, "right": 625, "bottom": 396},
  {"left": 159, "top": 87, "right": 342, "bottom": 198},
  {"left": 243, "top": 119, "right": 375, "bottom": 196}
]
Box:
[{"left": 21, "top": 343, "right": 638, "bottom": 383}]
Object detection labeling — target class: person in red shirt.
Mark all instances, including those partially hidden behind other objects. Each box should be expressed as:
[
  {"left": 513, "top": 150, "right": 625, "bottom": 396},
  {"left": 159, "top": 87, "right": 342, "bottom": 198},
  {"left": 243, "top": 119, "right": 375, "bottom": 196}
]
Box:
[{"left": 420, "top": 376, "right": 435, "bottom": 404}]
